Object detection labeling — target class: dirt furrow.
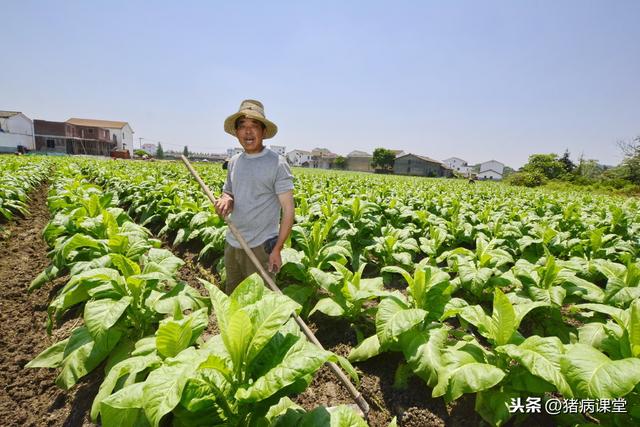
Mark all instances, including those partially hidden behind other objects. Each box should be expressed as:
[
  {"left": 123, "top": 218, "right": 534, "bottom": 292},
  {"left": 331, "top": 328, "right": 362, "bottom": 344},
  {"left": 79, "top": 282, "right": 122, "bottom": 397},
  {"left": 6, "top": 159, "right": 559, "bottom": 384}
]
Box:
[{"left": 0, "top": 184, "right": 98, "bottom": 427}]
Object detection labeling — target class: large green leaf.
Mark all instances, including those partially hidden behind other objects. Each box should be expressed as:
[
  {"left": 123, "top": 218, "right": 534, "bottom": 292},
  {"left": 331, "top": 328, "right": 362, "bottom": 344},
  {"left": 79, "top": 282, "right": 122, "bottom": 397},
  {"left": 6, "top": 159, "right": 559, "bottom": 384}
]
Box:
[
  {"left": 110, "top": 253, "right": 141, "bottom": 278},
  {"left": 224, "top": 309, "right": 253, "bottom": 375},
  {"left": 143, "top": 248, "right": 184, "bottom": 275},
  {"left": 348, "top": 334, "right": 381, "bottom": 362},
  {"left": 246, "top": 294, "right": 300, "bottom": 365},
  {"left": 54, "top": 233, "right": 105, "bottom": 267},
  {"left": 399, "top": 325, "right": 448, "bottom": 387},
  {"left": 376, "top": 297, "right": 426, "bottom": 347},
  {"left": 561, "top": 344, "right": 640, "bottom": 398},
  {"left": 235, "top": 340, "right": 332, "bottom": 402},
  {"left": 142, "top": 347, "right": 208, "bottom": 426},
  {"left": 310, "top": 298, "right": 345, "bottom": 317},
  {"left": 26, "top": 338, "right": 69, "bottom": 368},
  {"left": 84, "top": 297, "right": 132, "bottom": 342},
  {"left": 91, "top": 352, "right": 161, "bottom": 421},
  {"left": 475, "top": 389, "right": 518, "bottom": 427},
  {"left": 156, "top": 308, "right": 208, "bottom": 359},
  {"left": 490, "top": 288, "right": 517, "bottom": 346},
  {"left": 433, "top": 345, "right": 505, "bottom": 402},
  {"left": 56, "top": 326, "right": 123, "bottom": 389},
  {"left": 230, "top": 273, "right": 266, "bottom": 307},
  {"left": 101, "top": 383, "right": 150, "bottom": 427},
  {"left": 497, "top": 336, "right": 573, "bottom": 397}
]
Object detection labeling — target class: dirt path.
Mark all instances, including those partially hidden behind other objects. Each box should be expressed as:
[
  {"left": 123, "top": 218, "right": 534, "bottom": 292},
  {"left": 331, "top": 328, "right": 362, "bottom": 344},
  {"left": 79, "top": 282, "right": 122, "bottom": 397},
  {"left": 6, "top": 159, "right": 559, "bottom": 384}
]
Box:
[{"left": 0, "top": 184, "right": 98, "bottom": 427}]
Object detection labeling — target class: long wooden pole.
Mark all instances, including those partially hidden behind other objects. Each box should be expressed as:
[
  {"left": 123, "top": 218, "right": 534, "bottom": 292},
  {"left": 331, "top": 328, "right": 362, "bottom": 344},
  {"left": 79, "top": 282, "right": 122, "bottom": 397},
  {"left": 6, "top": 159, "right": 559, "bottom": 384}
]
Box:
[{"left": 180, "top": 155, "right": 369, "bottom": 416}]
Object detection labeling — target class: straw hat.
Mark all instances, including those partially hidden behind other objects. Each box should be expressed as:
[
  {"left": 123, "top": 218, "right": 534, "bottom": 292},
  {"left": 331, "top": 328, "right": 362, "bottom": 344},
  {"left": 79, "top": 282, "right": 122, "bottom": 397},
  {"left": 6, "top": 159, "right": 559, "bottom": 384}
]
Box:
[{"left": 224, "top": 99, "right": 278, "bottom": 139}]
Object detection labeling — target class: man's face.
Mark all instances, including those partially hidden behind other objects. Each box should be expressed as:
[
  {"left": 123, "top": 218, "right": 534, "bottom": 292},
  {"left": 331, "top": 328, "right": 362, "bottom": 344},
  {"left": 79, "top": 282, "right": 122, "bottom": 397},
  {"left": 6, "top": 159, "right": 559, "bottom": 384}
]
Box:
[{"left": 236, "top": 117, "right": 265, "bottom": 154}]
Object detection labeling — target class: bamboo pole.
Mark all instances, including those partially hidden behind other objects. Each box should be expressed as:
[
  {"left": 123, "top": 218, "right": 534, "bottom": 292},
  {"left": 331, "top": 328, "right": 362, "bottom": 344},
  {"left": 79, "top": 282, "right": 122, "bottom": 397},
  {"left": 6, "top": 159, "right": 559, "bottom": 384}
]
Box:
[{"left": 180, "top": 155, "right": 369, "bottom": 416}]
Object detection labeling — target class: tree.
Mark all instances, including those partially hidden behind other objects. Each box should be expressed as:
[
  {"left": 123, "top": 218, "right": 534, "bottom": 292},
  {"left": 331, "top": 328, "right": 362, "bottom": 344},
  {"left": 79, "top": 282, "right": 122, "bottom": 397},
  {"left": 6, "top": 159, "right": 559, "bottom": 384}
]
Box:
[
  {"left": 333, "top": 156, "right": 346, "bottom": 170},
  {"left": 521, "top": 153, "right": 565, "bottom": 179},
  {"left": 156, "top": 143, "right": 164, "bottom": 159},
  {"left": 183, "top": 145, "right": 189, "bottom": 157},
  {"left": 371, "top": 148, "right": 396, "bottom": 172},
  {"left": 134, "top": 149, "right": 147, "bottom": 157},
  {"left": 559, "top": 149, "right": 575, "bottom": 173},
  {"left": 575, "top": 156, "right": 603, "bottom": 179},
  {"left": 617, "top": 136, "right": 640, "bottom": 184}
]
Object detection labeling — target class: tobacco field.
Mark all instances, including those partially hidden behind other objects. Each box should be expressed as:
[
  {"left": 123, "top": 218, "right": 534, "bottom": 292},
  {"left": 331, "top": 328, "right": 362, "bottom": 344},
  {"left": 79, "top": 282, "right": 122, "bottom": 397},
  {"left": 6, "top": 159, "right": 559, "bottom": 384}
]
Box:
[{"left": 1, "top": 155, "right": 639, "bottom": 427}]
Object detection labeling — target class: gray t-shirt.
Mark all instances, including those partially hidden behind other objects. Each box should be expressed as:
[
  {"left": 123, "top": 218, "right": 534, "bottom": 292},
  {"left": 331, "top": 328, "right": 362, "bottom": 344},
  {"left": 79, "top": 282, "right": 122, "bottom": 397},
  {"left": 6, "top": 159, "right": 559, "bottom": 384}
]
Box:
[{"left": 222, "top": 148, "right": 294, "bottom": 248}]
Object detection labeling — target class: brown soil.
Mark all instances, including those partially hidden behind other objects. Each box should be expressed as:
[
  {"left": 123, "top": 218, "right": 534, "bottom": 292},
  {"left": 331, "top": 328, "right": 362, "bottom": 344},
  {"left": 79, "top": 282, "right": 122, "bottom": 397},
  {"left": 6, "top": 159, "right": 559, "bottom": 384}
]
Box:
[
  {"left": 0, "top": 184, "right": 99, "bottom": 427},
  {"left": 295, "top": 314, "right": 481, "bottom": 426},
  {"left": 174, "top": 250, "right": 220, "bottom": 337}
]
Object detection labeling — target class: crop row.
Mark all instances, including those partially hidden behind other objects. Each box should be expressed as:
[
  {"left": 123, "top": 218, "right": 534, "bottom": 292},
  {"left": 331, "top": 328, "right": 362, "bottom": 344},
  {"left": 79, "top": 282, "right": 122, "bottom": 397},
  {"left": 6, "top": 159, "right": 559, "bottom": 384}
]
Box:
[
  {"left": 0, "top": 156, "right": 50, "bottom": 222},
  {"left": 26, "top": 161, "right": 370, "bottom": 426}
]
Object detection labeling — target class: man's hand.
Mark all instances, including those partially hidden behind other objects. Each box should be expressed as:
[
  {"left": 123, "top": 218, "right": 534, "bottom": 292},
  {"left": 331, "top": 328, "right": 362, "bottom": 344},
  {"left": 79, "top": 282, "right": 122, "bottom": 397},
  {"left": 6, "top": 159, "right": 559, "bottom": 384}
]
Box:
[
  {"left": 214, "top": 193, "right": 234, "bottom": 217},
  {"left": 268, "top": 248, "right": 282, "bottom": 273}
]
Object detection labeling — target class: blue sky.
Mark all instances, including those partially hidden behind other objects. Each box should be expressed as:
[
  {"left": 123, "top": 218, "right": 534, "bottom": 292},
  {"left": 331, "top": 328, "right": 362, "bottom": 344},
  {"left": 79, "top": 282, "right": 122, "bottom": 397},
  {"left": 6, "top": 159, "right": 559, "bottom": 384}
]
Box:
[{"left": 2, "top": 1, "right": 639, "bottom": 168}]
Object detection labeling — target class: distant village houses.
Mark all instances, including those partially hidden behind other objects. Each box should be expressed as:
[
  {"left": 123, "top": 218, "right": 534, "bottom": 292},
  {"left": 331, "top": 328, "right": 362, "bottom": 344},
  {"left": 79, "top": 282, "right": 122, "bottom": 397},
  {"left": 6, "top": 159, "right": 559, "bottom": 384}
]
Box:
[
  {"left": 34, "top": 119, "right": 115, "bottom": 156},
  {"left": 0, "top": 111, "right": 34, "bottom": 153},
  {"left": 394, "top": 153, "right": 453, "bottom": 177}
]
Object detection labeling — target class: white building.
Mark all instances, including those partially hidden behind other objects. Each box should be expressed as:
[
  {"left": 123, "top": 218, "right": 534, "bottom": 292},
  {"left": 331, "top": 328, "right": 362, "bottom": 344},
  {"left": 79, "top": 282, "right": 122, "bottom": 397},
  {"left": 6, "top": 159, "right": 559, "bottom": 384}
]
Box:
[
  {"left": 478, "top": 169, "right": 503, "bottom": 180},
  {"left": 67, "top": 118, "right": 134, "bottom": 157},
  {"left": 270, "top": 145, "right": 286, "bottom": 156},
  {"left": 0, "top": 111, "right": 35, "bottom": 153},
  {"left": 478, "top": 160, "right": 505, "bottom": 180},
  {"left": 286, "top": 149, "right": 312, "bottom": 166},
  {"left": 443, "top": 157, "right": 474, "bottom": 176},
  {"left": 443, "top": 157, "right": 466, "bottom": 169}
]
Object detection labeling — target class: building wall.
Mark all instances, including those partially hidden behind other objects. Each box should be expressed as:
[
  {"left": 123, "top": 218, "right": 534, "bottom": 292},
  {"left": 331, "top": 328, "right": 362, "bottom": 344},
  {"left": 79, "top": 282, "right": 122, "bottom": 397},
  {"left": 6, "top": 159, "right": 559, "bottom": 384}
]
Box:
[
  {"left": 270, "top": 145, "right": 286, "bottom": 156},
  {"left": 478, "top": 170, "right": 503, "bottom": 180},
  {"left": 286, "top": 150, "right": 311, "bottom": 166},
  {"left": 35, "top": 136, "right": 67, "bottom": 153},
  {"left": 443, "top": 158, "right": 467, "bottom": 170},
  {"left": 346, "top": 156, "right": 372, "bottom": 172},
  {"left": 108, "top": 124, "right": 134, "bottom": 156},
  {"left": 394, "top": 155, "right": 443, "bottom": 176},
  {"left": 0, "top": 114, "right": 35, "bottom": 151},
  {"left": 34, "top": 120, "right": 68, "bottom": 137},
  {"left": 480, "top": 160, "right": 504, "bottom": 174}
]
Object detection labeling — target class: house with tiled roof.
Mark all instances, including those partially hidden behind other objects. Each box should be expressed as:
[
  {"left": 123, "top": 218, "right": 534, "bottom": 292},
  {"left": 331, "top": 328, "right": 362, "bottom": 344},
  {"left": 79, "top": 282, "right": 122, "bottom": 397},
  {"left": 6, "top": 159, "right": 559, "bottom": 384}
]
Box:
[
  {"left": 67, "top": 118, "right": 134, "bottom": 156},
  {"left": 394, "top": 153, "right": 453, "bottom": 177},
  {"left": 346, "top": 150, "right": 373, "bottom": 172}
]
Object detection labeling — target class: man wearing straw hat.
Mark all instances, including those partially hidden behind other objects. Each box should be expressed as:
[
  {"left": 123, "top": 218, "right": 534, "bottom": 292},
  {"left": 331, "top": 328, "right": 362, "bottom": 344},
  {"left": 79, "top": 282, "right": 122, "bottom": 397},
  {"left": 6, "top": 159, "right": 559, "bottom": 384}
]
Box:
[{"left": 215, "top": 100, "right": 295, "bottom": 294}]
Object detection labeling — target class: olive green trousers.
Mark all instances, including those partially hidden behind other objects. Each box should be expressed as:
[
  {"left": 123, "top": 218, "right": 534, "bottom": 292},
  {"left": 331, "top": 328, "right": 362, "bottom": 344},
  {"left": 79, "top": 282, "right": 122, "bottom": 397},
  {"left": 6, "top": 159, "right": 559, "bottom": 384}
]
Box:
[{"left": 223, "top": 243, "right": 275, "bottom": 294}]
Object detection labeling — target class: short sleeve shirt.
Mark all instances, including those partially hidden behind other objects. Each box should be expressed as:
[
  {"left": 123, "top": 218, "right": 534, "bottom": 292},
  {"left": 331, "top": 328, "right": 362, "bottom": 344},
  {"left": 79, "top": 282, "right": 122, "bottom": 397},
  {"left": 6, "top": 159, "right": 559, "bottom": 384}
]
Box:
[{"left": 222, "top": 148, "right": 294, "bottom": 248}]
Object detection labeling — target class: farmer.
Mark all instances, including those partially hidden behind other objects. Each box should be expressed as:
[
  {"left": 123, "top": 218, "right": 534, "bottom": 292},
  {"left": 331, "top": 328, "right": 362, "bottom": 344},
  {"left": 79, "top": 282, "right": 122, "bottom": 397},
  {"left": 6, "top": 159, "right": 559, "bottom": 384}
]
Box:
[{"left": 214, "top": 100, "right": 295, "bottom": 294}]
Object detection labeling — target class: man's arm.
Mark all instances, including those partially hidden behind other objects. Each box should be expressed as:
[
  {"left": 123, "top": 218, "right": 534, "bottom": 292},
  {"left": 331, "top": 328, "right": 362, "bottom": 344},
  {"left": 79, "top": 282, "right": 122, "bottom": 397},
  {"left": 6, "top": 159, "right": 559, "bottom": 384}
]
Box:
[{"left": 268, "top": 190, "right": 295, "bottom": 273}]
